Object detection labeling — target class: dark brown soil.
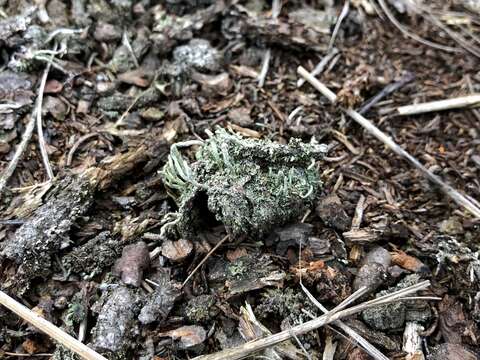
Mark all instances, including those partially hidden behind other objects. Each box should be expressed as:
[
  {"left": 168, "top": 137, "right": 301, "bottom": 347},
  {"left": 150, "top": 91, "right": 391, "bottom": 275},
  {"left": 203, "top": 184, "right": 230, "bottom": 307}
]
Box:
[{"left": 0, "top": 1, "right": 479, "bottom": 359}]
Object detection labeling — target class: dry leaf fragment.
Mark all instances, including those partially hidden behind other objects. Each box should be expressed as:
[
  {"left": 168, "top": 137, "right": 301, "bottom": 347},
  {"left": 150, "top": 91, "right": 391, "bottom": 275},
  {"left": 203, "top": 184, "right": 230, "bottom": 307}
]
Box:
[
  {"left": 226, "top": 247, "right": 248, "bottom": 262},
  {"left": 201, "top": 93, "right": 243, "bottom": 113},
  {"left": 161, "top": 238, "right": 193, "bottom": 262},
  {"left": 117, "top": 69, "right": 152, "bottom": 87},
  {"left": 191, "top": 71, "right": 232, "bottom": 95},
  {"left": 229, "top": 64, "right": 259, "bottom": 78},
  {"left": 227, "top": 107, "right": 253, "bottom": 127},
  {"left": 228, "top": 123, "right": 262, "bottom": 138},
  {"left": 160, "top": 325, "right": 207, "bottom": 349},
  {"left": 391, "top": 250, "right": 429, "bottom": 273}
]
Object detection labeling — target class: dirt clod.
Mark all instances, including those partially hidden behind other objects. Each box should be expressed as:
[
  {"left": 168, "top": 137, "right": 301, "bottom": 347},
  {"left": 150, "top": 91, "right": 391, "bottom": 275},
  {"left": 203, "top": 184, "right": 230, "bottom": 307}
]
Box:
[{"left": 113, "top": 241, "right": 150, "bottom": 287}]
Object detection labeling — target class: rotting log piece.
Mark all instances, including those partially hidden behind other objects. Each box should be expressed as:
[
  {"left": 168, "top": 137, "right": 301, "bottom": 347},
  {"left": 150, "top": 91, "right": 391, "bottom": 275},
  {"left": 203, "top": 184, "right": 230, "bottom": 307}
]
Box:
[{"left": 0, "top": 145, "right": 153, "bottom": 294}]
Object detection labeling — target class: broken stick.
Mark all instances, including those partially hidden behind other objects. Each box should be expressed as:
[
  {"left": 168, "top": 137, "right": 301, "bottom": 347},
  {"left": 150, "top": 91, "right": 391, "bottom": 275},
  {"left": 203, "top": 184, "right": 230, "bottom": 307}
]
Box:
[
  {"left": 0, "top": 290, "right": 107, "bottom": 360},
  {"left": 0, "top": 51, "right": 56, "bottom": 198},
  {"left": 297, "top": 47, "right": 339, "bottom": 88},
  {"left": 297, "top": 66, "right": 480, "bottom": 219},
  {"left": 193, "top": 281, "right": 431, "bottom": 360},
  {"left": 397, "top": 94, "right": 480, "bottom": 116}
]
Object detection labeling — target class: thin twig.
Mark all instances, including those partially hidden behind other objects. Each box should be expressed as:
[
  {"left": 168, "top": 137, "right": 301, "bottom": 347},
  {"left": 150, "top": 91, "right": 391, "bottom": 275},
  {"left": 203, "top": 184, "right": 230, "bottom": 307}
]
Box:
[
  {"left": 328, "top": 0, "right": 350, "bottom": 51},
  {"left": 300, "top": 283, "right": 388, "bottom": 360},
  {"left": 402, "top": 322, "right": 424, "bottom": 359},
  {"left": 3, "top": 352, "right": 53, "bottom": 357},
  {"left": 114, "top": 90, "right": 145, "bottom": 127},
  {"left": 36, "top": 43, "right": 57, "bottom": 181},
  {"left": 67, "top": 132, "right": 100, "bottom": 166},
  {"left": 297, "top": 228, "right": 384, "bottom": 360},
  {"left": 408, "top": 1, "right": 480, "bottom": 58},
  {"left": 182, "top": 235, "right": 229, "bottom": 287},
  {"left": 257, "top": 49, "right": 271, "bottom": 88},
  {"left": 78, "top": 316, "right": 88, "bottom": 343},
  {"left": 376, "top": 0, "right": 460, "bottom": 53},
  {"left": 0, "top": 102, "right": 23, "bottom": 113},
  {"left": 358, "top": 72, "right": 415, "bottom": 115},
  {"left": 192, "top": 281, "right": 431, "bottom": 360},
  {"left": 465, "top": 75, "right": 480, "bottom": 121},
  {"left": 290, "top": 330, "right": 312, "bottom": 360},
  {"left": 0, "top": 114, "right": 36, "bottom": 198},
  {"left": 297, "top": 48, "right": 339, "bottom": 88},
  {"left": 325, "top": 286, "right": 369, "bottom": 317},
  {"left": 351, "top": 194, "right": 365, "bottom": 230},
  {"left": 322, "top": 335, "right": 337, "bottom": 360},
  {"left": 122, "top": 31, "right": 139, "bottom": 68},
  {"left": 271, "top": 0, "right": 282, "bottom": 19},
  {"left": 397, "top": 94, "right": 480, "bottom": 116},
  {"left": 257, "top": 0, "right": 281, "bottom": 88},
  {"left": 298, "top": 66, "right": 480, "bottom": 219},
  {"left": 0, "top": 50, "right": 58, "bottom": 197},
  {"left": 0, "top": 290, "right": 106, "bottom": 360}
]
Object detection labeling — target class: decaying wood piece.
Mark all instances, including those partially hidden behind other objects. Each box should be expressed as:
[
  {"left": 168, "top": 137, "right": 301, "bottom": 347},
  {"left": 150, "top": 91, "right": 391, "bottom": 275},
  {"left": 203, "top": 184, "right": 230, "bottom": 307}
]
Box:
[
  {"left": 397, "top": 94, "right": 480, "bottom": 116},
  {"left": 0, "top": 145, "right": 153, "bottom": 292},
  {"left": 403, "top": 322, "right": 425, "bottom": 360},
  {"left": 1, "top": 174, "right": 95, "bottom": 291},
  {"left": 0, "top": 7, "right": 36, "bottom": 46},
  {"left": 161, "top": 238, "right": 194, "bottom": 262},
  {"left": 0, "top": 290, "right": 107, "bottom": 360},
  {"left": 91, "top": 286, "right": 142, "bottom": 353},
  {"left": 138, "top": 271, "right": 181, "bottom": 325},
  {"left": 297, "top": 66, "right": 480, "bottom": 219},
  {"left": 342, "top": 228, "right": 380, "bottom": 244}
]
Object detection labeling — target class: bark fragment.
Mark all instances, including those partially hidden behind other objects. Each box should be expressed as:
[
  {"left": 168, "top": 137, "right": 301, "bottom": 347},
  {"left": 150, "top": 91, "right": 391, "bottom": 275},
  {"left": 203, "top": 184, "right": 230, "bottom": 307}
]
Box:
[{"left": 92, "top": 286, "right": 141, "bottom": 353}]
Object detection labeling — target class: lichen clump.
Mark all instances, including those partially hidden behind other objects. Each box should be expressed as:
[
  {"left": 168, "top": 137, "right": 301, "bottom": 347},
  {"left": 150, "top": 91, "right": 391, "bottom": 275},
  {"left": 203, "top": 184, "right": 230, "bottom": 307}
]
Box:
[{"left": 161, "top": 129, "right": 327, "bottom": 237}]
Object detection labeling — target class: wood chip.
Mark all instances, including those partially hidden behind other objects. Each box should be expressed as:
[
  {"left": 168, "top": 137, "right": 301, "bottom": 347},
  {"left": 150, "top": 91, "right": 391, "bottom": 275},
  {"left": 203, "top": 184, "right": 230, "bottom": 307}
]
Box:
[
  {"left": 343, "top": 229, "right": 380, "bottom": 244},
  {"left": 161, "top": 238, "right": 194, "bottom": 262}
]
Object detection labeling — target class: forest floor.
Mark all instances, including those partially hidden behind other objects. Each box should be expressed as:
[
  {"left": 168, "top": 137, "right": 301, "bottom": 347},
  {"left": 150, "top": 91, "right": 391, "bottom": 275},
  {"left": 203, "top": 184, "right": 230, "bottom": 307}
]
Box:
[{"left": 0, "top": 1, "right": 479, "bottom": 359}]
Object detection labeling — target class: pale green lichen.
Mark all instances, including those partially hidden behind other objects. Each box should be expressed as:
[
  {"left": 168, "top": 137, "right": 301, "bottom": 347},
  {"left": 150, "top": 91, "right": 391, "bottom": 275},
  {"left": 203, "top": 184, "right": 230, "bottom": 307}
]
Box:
[{"left": 161, "top": 129, "right": 327, "bottom": 237}]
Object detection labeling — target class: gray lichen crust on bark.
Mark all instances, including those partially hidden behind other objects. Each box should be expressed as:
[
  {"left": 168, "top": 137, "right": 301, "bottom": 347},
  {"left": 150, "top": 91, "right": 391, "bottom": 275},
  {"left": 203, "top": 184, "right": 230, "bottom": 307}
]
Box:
[
  {"left": 1, "top": 175, "right": 95, "bottom": 291},
  {"left": 0, "top": 145, "right": 153, "bottom": 293}
]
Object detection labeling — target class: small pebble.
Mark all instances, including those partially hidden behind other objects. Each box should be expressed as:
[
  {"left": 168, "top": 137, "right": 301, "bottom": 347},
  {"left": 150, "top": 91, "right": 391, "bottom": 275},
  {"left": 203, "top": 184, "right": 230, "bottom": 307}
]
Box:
[
  {"left": 362, "top": 246, "right": 392, "bottom": 268},
  {"left": 173, "top": 39, "right": 221, "bottom": 72},
  {"left": 113, "top": 241, "right": 150, "bottom": 287},
  {"left": 352, "top": 262, "right": 388, "bottom": 294}
]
